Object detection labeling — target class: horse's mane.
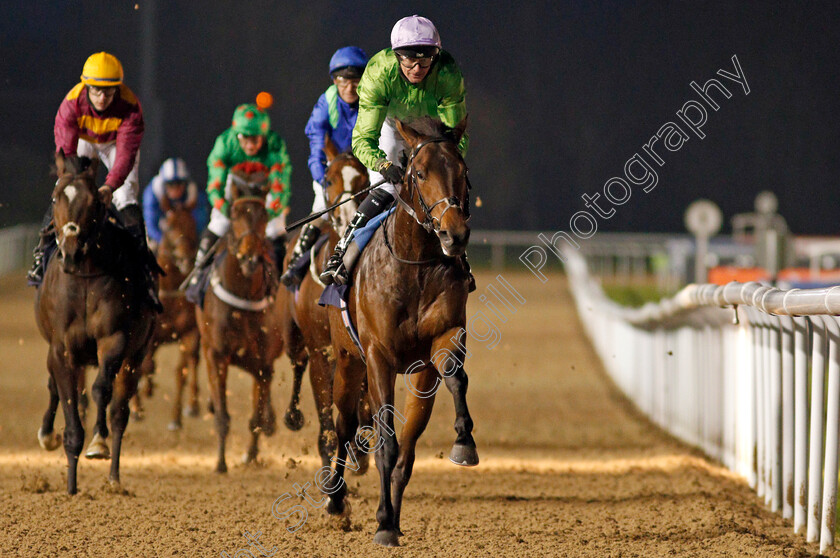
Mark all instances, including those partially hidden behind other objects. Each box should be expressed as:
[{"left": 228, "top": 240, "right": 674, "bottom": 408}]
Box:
[{"left": 402, "top": 117, "right": 458, "bottom": 142}]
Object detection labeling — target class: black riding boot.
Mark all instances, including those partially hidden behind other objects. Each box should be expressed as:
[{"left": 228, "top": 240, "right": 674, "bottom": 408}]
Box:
[
  {"left": 119, "top": 204, "right": 163, "bottom": 313},
  {"left": 320, "top": 189, "right": 394, "bottom": 286},
  {"left": 27, "top": 205, "right": 56, "bottom": 286},
  {"left": 271, "top": 235, "right": 287, "bottom": 274},
  {"left": 280, "top": 223, "right": 322, "bottom": 287},
  {"left": 195, "top": 229, "right": 220, "bottom": 269}
]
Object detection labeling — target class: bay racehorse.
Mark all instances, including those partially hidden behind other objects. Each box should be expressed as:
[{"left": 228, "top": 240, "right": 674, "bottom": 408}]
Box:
[
  {"left": 35, "top": 151, "right": 156, "bottom": 494},
  {"left": 278, "top": 137, "right": 372, "bottom": 473},
  {"left": 323, "top": 118, "right": 478, "bottom": 546},
  {"left": 135, "top": 204, "right": 202, "bottom": 431},
  {"left": 195, "top": 172, "right": 283, "bottom": 472}
]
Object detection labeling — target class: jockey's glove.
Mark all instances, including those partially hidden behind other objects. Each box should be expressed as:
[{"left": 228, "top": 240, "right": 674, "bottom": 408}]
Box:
[{"left": 377, "top": 159, "right": 405, "bottom": 185}]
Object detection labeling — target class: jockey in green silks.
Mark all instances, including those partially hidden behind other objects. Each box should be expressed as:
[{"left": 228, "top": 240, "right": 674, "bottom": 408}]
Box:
[{"left": 319, "top": 15, "right": 474, "bottom": 290}]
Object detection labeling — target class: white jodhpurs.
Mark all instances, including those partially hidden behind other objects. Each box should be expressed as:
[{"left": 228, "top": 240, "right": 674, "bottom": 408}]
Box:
[
  {"left": 207, "top": 207, "right": 287, "bottom": 240},
  {"left": 76, "top": 139, "right": 140, "bottom": 210},
  {"left": 368, "top": 117, "right": 407, "bottom": 197}
]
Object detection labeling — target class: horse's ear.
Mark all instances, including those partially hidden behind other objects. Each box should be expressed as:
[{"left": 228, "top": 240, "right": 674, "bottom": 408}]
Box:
[
  {"left": 323, "top": 135, "right": 339, "bottom": 164},
  {"left": 450, "top": 115, "right": 468, "bottom": 144},
  {"left": 183, "top": 182, "right": 198, "bottom": 211},
  {"left": 87, "top": 157, "right": 99, "bottom": 178},
  {"left": 55, "top": 149, "right": 66, "bottom": 176},
  {"left": 395, "top": 119, "right": 422, "bottom": 147}
]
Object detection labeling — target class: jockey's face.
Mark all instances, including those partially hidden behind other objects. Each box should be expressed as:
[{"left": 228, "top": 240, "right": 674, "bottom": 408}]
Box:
[
  {"left": 397, "top": 53, "right": 434, "bottom": 84},
  {"left": 164, "top": 180, "right": 187, "bottom": 200},
  {"left": 87, "top": 86, "right": 118, "bottom": 112},
  {"left": 237, "top": 134, "right": 265, "bottom": 156},
  {"left": 333, "top": 76, "right": 360, "bottom": 104}
]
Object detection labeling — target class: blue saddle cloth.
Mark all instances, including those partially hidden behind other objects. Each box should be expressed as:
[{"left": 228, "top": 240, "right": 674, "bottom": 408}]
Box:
[
  {"left": 283, "top": 233, "right": 329, "bottom": 293},
  {"left": 317, "top": 208, "right": 393, "bottom": 310}
]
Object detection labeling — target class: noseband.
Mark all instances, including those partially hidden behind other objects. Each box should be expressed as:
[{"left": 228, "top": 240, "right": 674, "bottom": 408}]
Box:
[{"left": 393, "top": 137, "right": 471, "bottom": 234}]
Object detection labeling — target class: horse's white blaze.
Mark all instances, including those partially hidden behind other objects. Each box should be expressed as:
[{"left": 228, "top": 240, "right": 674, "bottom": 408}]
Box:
[
  {"left": 62, "top": 222, "right": 80, "bottom": 237},
  {"left": 341, "top": 166, "right": 361, "bottom": 187},
  {"left": 64, "top": 185, "right": 77, "bottom": 203}
]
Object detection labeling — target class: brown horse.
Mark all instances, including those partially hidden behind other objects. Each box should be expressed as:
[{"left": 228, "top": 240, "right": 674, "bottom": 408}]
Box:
[
  {"left": 35, "top": 152, "right": 156, "bottom": 494},
  {"left": 278, "top": 137, "right": 372, "bottom": 472},
  {"left": 323, "top": 118, "right": 477, "bottom": 546},
  {"left": 195, "top": 177, "right": 283, "bottom": 472},
  {"left": 134, "top": 205, "right": 202, "bottom": 430}
]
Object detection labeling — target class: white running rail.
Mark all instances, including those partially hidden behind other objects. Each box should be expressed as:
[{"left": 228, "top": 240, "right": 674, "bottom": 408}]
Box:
[{"left": 565, "top": 249, "right": 840, "bottom": 553}]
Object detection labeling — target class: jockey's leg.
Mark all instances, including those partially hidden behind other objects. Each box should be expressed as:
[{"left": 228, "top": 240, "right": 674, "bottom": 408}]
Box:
[
  {"left": 27, "top": 204, "right": 56, "bottom": 285},
  {"left": 281, "top": 181, "right": 327, "bottom": 286},
  {"left": 265, "top": 213, "right": 288, "bottom": 275},
  {"left": 320, "top": 187, "right": 394, "bottom": 286},
  {"left": 117, "top": 203, "right": 163, "bottom": 313},
  {"left": 195, "top": 208, "right": 229, "bottom": 268}
]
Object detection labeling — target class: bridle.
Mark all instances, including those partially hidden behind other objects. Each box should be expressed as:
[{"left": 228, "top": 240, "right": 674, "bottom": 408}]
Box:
[
  {"left": 384, "top": 136, "right": 472, "bottom": 265},
  {"left": 324, "top": 154, "right": 367, "bottom": 232},
  {"left": 392, "top": 137, "right": 471, "bottom": 235}
]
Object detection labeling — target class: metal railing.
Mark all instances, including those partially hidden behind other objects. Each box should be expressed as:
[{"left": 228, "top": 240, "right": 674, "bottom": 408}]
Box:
[
  {"left": 564, "top": 249, "right": 840, "bottom": 553},
  {"left": 0, "top": 224, "right": 39, "bottom": 279}
]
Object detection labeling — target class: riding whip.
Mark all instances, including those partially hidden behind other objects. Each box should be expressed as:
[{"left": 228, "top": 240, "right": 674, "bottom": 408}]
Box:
[{"left": 286, "top": 177, "right": 388, "bottom": 232}]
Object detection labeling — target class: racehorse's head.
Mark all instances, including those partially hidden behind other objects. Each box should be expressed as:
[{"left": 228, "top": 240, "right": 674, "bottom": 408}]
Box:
[
  {"left": 52, "top": 150, "right": 104, "bottom": 273},
  {"left": 395, "top": 117, "right": 470, "bottom": 257},
  {"left": 229, "top": 198, "right": 268, "bottom": 277},
  {"left": 229, "top": 167, "right": 270, "bottom": 202},
  {"left": 322, "top": 136, "right": 370, "bottom": 235},
  {"left": 160, "top": 208, "right": 198, "bottom": 275}
]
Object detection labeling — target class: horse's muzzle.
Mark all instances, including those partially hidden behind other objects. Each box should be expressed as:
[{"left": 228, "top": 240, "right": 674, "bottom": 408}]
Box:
[{"left": 439, "top": 228, "right": 470, "bottom": 257}]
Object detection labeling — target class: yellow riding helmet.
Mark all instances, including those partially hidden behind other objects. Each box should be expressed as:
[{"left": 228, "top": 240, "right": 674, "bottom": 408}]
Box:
[{"left": 80, "top": 52, "right": 124, "bottom": 87}]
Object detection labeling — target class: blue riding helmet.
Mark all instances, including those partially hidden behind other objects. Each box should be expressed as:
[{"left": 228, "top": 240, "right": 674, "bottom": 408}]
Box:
[{"left": 329, "top": 46, "right": 369, "bottom": 77}]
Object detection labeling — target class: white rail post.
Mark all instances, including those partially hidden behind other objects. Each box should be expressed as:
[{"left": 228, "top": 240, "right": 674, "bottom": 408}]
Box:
[
  {"left": 769, "top": 316, "right": 783, "bottom": 513},
  {"left": 793, "top": 317, "right": 810, "bottom": 533},
  {"left": 780, "top": 315, "right": 795, "bottom": 519},
  {"left": 820, "top": 316, "right": 840, "bottom": 553},
  {"left": 807, "top": 318, "right": 827, "bottom": 543},
  {"left": 753, "top": 312, "right": 766, "bottom": 500}
]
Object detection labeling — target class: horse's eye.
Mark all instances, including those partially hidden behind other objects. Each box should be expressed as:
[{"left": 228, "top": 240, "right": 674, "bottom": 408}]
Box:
[
  {"left": 326, "top": 180, "right": 333, "bottom": 187},
  {"left": 51, "top": 197, "right": 56, "bottom": 205},
  {"left": 416, "top": 170, "right": 425, "bottom": 180}
]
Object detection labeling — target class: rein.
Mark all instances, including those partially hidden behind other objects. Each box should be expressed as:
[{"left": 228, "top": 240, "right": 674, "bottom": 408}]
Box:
[{"left": 384, "top": 137, "right": 471, "bottom": 265}]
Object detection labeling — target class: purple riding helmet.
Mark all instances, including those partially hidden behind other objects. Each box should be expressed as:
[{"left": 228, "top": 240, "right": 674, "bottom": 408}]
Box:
[{"left": 390, "top": 15, "right": 442, "bottom": 50}]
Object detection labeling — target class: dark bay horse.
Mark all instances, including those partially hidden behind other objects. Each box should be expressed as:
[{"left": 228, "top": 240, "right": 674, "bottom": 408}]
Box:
[
  {"left": 135, "top": 205, "right": 202, "bottom": 430},
  {"left": 278, "top": 137, "right": 372, "bottom": 473},
  {"left": 35, "top": 152, "right": 156, "bottom": 494},
  {"left": 324, "top": 118, "right": 478, "bottom": 546},
  {"left": 195, "top": 179, "right": 283, "bottom": 472}
]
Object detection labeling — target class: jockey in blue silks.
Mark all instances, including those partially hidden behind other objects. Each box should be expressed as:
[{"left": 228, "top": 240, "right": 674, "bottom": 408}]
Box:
[
  {"left": 280, "top": 46, "right": 370, "bottom": 287},
  {"left": 142, "top": 157, "right": 209, "bottom": 246}
]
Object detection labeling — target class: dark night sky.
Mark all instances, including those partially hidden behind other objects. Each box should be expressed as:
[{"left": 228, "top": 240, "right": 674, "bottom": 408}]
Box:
[{"left": 2, "top": 1, "right": 839, "bottom": 235}]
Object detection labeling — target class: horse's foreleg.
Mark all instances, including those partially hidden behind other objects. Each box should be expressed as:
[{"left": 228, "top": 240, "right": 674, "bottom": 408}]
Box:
[
  {"left": 433, "top": 331, "right": 479, "bottom": 467},
  {"left": 49, "top": 346, "right": 84, "bottom": 494},
  {"left": 351, "top": 376, "right": 372, "bottom": 475},
  {"left": 206, "top": 347, "right": 230, "bottom": 473},
  {"left": 244, "top": 370, "right": 275, "bottom": 464},
  {"left": 87, "top": 333, "right": 127, "bottom": 460},
  {"left": 169, "top": 347, "right": 186, "bottom": 431},
  {"left": 77, "top": 370, "right": 88, "bottom": 422},
  {"left": 283, "top": 326, "right": 308, "bottom": 431},
  {"left": 326, "top": 353, "right": 365, "bottom": 516},
  {"left": 109, "top": 360, "right": 141, "bottom": 485},
  {"left": 365, "top": 349, "right": 400, "bottom": 547},
  {"left": 309, "top": 350, "right": 337, "bottom": 468},
  {"left": 184, "top": 330, "right": 201, "bottom": 417},
  {"left": 38, "top": 375, "right": 61, "bottom": 451},
  {"left": 130, "top": 353, "right": 152, "bottom": 422},
  {"left": 391, "top": 366, "right": 438, "bottom": 536}
]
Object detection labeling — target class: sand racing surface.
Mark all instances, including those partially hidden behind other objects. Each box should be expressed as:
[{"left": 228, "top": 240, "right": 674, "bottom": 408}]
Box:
[{"left": 0, "top": 270, "right": 830, "bottom": 557}]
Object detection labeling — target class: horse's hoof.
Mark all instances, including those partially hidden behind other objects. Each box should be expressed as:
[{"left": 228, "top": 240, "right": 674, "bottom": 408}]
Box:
[
  {"left": 326, "top": 497, "right": 347, "bottom": 516},
  {"left": 183, "top": 404, "right": 200, "bottom": 418},
  {"left": 352, "top": 453, "right": 370, "bottom": 476},
  {"left": 449, "top": 443, "right": 479, "bottom": 467},
  {"left": 242, "top": 450, "right": 258, "bottom": 465},
  {"left": 167, "top": 420, "right": 182, "bottom": 432},
  {"left": 85, "top": 433, "right": 110, "bottom": 460},
  {"left": 207, "top": 399, "right": 215, "bottom": 415},
  {"left": 284, "top": 408, "right": 305, "bottom": 431},
  {"left": 373, "top": 529, "right": 400, "bottom": 547},
  {"left": 37, "top": 428, "right": 61, "bottom": 451},
  {"left": 130, "top": 410, "right": 144, "bottom": 422},
  {"left": 215, "top": 462, "right": 227, "bottom": 474}
]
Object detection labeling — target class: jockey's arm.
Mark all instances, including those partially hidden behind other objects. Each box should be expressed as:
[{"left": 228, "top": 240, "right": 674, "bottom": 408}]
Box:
[
  {"left": 436, "top": 62, "right": 469, "bottom": 157},
  {"left": 265, "top": 136, "right": 292, "bottom": 219},
  {"left": 54, "top": 94, "right": 81, "bottom": 157},
  {"left": 206, "top": 134, "right": 231, "bottom": 215},
  {"left": 305, "top": 94, "right": 331, "bottom": 184},
  {"left": 106, "top": 105, "right": 144, "bottom": 189},
  {"left": 142, "top": 183, "right": 164, "bottom": 243},
  {"left": 352, "top": 63, "right": 390, "bottom": 171}
]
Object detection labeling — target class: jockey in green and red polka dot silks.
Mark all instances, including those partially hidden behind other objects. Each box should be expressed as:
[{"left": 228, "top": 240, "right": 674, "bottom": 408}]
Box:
[{"left": 206, "top": 103, "right": 292, "bottom": 218}]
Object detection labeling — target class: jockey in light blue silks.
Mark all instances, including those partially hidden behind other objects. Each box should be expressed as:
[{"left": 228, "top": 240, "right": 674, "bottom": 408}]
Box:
[
  {"left": 280, "top": 46, "right": 369, "bottom": 287},
  {"left": 142, "top": 157, "right": 209, "bottom": 247}
]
